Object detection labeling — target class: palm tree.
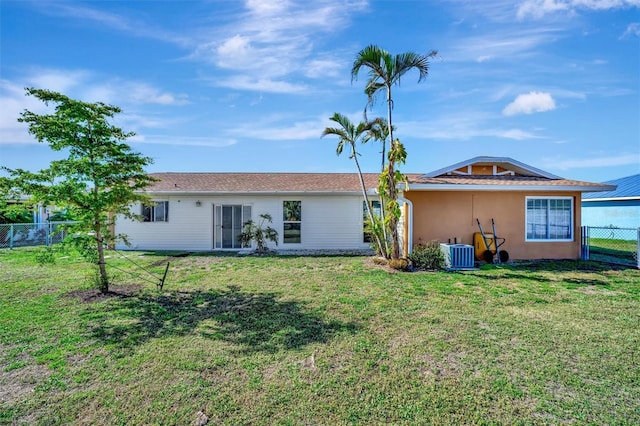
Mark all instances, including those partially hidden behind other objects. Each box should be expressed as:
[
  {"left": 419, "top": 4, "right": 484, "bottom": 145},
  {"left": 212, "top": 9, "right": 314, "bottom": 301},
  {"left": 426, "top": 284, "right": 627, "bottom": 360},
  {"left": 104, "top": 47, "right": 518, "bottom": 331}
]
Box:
[
  {"left": 363, "top": 117, "right": 392, "bottom": 174},
  {"left": 321, "top": 112, "right": 385, "bottom": 256},
  {"left": 352, "top": 45, "right": 437, "bottom": 260}
]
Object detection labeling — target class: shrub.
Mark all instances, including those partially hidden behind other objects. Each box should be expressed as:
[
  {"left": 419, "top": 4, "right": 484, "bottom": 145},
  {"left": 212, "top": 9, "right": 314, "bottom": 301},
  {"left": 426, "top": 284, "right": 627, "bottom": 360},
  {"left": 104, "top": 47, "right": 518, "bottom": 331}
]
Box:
[
  {"left": 408, "top": 240, "right": 444, "bottom": 270},
  {"left": 238, "top": 213, "right": 278, "bottom": 255},
  {"left": 372, "top": 256, "right": 388, "bottom": 266},
  {"left": 388, "top": 258, "right": 410, "bottom": 271}
]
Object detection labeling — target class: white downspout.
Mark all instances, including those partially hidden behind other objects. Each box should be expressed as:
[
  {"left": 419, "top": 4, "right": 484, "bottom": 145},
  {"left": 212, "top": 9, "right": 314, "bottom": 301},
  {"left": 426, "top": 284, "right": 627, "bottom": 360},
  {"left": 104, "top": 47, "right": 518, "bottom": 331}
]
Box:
[{"left": 399, "top": 195, "right": 413, "bottom": 255}]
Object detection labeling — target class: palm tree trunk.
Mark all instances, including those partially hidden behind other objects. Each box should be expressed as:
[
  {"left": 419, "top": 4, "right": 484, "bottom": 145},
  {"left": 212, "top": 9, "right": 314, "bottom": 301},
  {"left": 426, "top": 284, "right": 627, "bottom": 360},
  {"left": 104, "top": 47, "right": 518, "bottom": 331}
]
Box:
[
  {"left": 353, "top": 154, "right": 385, "bottom": 256},
  {"left": 386, "top": 85, "right": 401, "bottom": 260},
  {"left": 378, "top": 138, "right": 389, "bottom": 257}
]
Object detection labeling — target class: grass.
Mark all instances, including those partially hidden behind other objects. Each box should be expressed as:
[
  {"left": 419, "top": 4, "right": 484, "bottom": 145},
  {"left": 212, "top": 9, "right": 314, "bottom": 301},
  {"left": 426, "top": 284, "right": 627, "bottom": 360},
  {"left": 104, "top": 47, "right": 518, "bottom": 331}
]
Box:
[
  {"left": 1, "top": 248, "right": 640, "bottom": 425},
  {"left": 589, "top": 237, "right": 638, "bottom": 266}
]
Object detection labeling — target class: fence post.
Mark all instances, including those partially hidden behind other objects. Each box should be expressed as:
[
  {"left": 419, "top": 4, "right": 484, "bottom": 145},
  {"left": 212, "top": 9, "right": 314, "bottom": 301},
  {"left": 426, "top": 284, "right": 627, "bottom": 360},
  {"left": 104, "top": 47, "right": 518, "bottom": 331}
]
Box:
[
  {"left": 580, "top": 226, "right": 589, "bottom": 260},
  {"left": 637, "top": 228, "right": 640, "bottom": 269},
  {"left": 9, "top": 224, "right": 14, "bottom": 249}
]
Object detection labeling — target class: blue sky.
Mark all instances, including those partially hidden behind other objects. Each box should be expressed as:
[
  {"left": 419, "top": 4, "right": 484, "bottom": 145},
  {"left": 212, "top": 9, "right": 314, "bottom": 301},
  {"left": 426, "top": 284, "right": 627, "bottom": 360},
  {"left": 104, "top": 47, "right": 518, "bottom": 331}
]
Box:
[{"left": 1, "top": 0, "right": 638, "bottom": 183}]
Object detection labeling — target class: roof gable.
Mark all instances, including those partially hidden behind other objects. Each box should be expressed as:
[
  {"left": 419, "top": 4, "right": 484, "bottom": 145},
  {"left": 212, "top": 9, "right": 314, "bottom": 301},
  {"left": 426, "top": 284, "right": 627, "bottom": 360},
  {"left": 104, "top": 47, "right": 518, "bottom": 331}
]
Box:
[{"left": 421, "top": 156, "right": 561, "bottom": 179}]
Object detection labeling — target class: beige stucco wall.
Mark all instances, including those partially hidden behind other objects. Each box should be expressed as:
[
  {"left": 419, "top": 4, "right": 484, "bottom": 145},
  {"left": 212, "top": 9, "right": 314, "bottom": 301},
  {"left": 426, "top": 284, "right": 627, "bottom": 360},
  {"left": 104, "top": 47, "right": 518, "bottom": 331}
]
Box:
[{"left": 404, "top": 190, "right": 582, "bottom": 260}]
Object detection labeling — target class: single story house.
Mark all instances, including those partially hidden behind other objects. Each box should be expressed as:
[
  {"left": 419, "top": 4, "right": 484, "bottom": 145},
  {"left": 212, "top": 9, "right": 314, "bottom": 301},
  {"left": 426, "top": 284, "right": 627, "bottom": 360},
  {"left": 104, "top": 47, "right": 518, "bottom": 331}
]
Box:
[
  {"left": 581, "top": 173, "right": 640, "bottom": 229},
  {"left": 115, "top": 173, "right": 382, "bottom": 253},
  {"left": 115, "top": 157, "right": 615, "bottom": 260}
]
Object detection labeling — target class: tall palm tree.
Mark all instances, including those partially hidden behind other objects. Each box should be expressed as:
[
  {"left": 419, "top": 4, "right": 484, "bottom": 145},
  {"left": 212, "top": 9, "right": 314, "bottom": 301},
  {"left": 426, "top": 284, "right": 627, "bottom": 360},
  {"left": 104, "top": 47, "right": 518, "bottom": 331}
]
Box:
[
  {"left": 321, "top": 112, "right": 385, "bottom": 256},
  {"left": 352, "top": 45, "right": 437, "bottom": 260},
  {"left": 363, "top": 117, "right": 392, "bottom": 174}
]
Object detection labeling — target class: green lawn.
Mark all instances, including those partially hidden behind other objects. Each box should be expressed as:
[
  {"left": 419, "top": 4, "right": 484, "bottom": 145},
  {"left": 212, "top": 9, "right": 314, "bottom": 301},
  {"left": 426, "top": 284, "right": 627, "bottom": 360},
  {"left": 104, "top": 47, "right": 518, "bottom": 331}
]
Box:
[
  {"left": 1, "top": 248, "right": 639, "bottom": 425},
  {"left": 589, "top": 237, "right": 638, "bottom": 266}
]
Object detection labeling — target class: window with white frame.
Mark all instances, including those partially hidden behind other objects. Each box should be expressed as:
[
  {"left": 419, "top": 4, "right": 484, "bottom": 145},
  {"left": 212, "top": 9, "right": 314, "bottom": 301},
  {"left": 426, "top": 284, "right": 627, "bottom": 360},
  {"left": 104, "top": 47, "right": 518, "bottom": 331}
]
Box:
[
  {"left": 363, "top": 200, "right": 381, "bottom": 243},
  {"left": 142, "top": 201, "right": 169, "bottom": 222},
  {"left": 526, "top": 197, "right": 573, "bottom": 241},
  {"left": 283, "top": 200, "right": 301, "bottom": 244}
]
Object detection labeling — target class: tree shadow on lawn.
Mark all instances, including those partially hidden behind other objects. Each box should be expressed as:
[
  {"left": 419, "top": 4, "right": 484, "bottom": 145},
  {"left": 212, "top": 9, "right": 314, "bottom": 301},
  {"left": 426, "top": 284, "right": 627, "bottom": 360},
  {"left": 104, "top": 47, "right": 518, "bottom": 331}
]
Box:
[
  {"left": 82, "top": 285, "right": 359, "bottom": 354},
  {"left": 463, "top": 260, "right": 619, "bottom": 287}
]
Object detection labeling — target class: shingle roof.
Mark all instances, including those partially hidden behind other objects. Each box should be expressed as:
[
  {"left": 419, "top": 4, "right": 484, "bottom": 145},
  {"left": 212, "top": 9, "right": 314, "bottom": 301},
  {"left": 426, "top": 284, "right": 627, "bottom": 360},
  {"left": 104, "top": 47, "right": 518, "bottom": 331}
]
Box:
[
  {"left": 143, "top": 156, "right": 614, "bottom": 194},
  {"left": 146, "top": 172, "right": 383, "bottom": 193},
  {"left": 144, "top": 172, "right": 613, "bottom": 193},
  {"left": 582, "top": 173, "right": 640, "bottom": 199},
  {"left": 408, "top": 174, "right": 613, "bottom": 190}
]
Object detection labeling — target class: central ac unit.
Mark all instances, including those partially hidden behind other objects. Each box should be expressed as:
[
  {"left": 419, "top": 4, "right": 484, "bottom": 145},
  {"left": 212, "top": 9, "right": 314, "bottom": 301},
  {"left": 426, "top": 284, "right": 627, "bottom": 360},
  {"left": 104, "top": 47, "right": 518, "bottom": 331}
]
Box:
[{"left": 440, "top": 243, "right": 475, "bottom": 269}]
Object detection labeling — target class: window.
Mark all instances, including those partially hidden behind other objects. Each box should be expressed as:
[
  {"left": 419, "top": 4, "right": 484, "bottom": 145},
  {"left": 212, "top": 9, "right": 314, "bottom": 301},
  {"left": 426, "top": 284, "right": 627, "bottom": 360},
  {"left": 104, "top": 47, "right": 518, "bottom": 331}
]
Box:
[
  {"left": 283, "top": 200, "right": 301, "bottom": 244},
  {"left": 142, "top": 201, "right": 169, "bottom": 222},
  {"left": 363, "top": 200, "right": 381, "bottom": 243},
  {"left": 526, "top": 197, "right": 573, "bottom": 241}
]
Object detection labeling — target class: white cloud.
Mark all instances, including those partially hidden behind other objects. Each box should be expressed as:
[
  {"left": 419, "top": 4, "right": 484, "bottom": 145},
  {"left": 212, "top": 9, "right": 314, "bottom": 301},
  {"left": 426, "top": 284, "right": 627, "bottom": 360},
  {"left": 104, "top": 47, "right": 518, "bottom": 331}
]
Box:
[
  {"left": 0, "top": 79, "right": 55, "bottom": 144},
  {"left": 245, "top": 0, "right": 291, "bottom": 15},
  {"left": 398, "top": 111, "right": 543, "bottom": 141},
  {"left": 304, "top": 58, "right": 344, "bottom": 79},
  {"left": 517, "top": 0, "right": 640, "bottom": 19},
  {"left": 449, "top": 27, "right": 563, "bottom": 63},
  {"left": 36, "top": 2, "right": 189, "bottom": 46},
  {"left": 214, "top": 76, "right": 308, "bottom": 94},
  {"left": 543, "top": 153, "right": 640, "bottom": 169},
  {"left": 228, "top": 112, "right": 338, "bottom": 140},
  {"left": 499, "top": 129, "right": 539, "bottom": 140},
  {"left": 517, "top": 0, "right": 569, "bottom": 19},
  {"left": 28, "top": 1, "right": 367, "bottom": 94},
  {"left": 190, "top": 0, "right": 367, "bottom": 91},
  {"left": 127, "top": 83, "right": 190, "bottom": 106},
  {"left": 0, "top": 69, "right": 191, "bottom": 145},
  {"left": 622, "top": 22, "right": 640, "bottom": 38},
  {"left": 132, "top": 135, "right": 237, "bottom": 147},
  {"left": 28, "top": 69, "right": 91, "bottom": 94},
  {"left": 502, "top": 91, "right": 556, "bottom": 116}
]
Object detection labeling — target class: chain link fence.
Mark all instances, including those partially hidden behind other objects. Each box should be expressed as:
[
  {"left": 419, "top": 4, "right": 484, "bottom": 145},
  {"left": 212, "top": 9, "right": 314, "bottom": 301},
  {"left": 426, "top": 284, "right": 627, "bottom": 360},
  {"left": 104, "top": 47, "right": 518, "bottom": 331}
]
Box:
[
  {"left": 0, "top": 222, "right": 76, "bottom": 249},
  {"left": 581, "top": 226, "right": 639, "bottom": 268}
]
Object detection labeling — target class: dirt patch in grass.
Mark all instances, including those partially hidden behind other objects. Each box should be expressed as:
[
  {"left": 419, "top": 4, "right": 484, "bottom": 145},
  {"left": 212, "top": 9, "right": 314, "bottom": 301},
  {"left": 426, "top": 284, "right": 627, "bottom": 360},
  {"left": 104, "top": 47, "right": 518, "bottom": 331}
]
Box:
[
  {"left": 147, "top": 252, "right": 192, "bottom": 268},
  {"left": 64, "top": 284, "right": 143, "bottom": 303},
  {"left": 418, "top": 351, "right": 468, "bottom": 379},
  {"left": 0, "top": 361, "right": 50, "bottom": 404},
  {"left": 575, "top": 286, "right": 624, "bottom": 296},
  {"left": 364, "top": 256, "right": 400, "bottom": 274}
]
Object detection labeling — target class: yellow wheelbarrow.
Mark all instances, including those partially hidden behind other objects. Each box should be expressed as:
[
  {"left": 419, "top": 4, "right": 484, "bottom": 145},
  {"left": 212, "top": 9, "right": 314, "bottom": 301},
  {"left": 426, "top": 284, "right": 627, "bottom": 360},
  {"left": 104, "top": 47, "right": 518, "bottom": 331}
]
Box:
[{"left": 475, "top": 218, "right": 509, "bottom": 263}]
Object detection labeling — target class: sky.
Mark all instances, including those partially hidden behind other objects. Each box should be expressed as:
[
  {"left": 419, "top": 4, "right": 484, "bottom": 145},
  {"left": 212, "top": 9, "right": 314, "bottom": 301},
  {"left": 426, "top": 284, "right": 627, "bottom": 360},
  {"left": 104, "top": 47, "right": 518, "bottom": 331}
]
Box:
[{"left": 1, "top": 0, "right": 639, "bottom": 183}]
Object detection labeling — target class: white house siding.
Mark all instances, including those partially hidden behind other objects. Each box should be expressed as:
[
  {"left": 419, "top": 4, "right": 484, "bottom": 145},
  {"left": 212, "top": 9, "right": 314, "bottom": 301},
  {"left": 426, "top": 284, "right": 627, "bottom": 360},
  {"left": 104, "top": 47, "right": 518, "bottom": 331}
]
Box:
[{"left": 115, "top": 194, "right": 373, "bottom": 252}]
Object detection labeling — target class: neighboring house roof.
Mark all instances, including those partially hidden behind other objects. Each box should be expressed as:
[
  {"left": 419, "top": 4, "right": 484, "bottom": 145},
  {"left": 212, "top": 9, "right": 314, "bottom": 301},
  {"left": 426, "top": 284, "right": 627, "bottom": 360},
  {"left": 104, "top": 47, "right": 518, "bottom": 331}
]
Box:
[
  {"left": 582, "top": 173, "right": 640, "bottom": 201},
  {"left": 144, "top": 158, "right": 615, "bottom": 195}
]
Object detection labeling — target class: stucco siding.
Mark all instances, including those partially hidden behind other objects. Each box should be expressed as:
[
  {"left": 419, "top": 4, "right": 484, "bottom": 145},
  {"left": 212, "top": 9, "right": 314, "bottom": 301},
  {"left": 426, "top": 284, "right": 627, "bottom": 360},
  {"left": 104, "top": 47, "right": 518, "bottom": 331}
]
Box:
[
  {"left": 404, "top": 190, "right": 582, "bottom": 260},
  {"left": 115, "top": 194, "right": 371, "bottom": 251}
]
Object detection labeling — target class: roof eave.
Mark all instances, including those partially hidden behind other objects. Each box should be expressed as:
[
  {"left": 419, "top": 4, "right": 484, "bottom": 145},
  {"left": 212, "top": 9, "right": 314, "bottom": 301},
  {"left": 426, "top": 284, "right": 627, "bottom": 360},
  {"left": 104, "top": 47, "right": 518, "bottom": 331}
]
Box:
[
  {"left": 406, "top": 184, "right": 614, "bottom": 192},
  {"left": 582, "top": 196, "right": 640, "bottom": 202},
  {"left": 139, "top": 190, "right": 373, "bottom": 196}
]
